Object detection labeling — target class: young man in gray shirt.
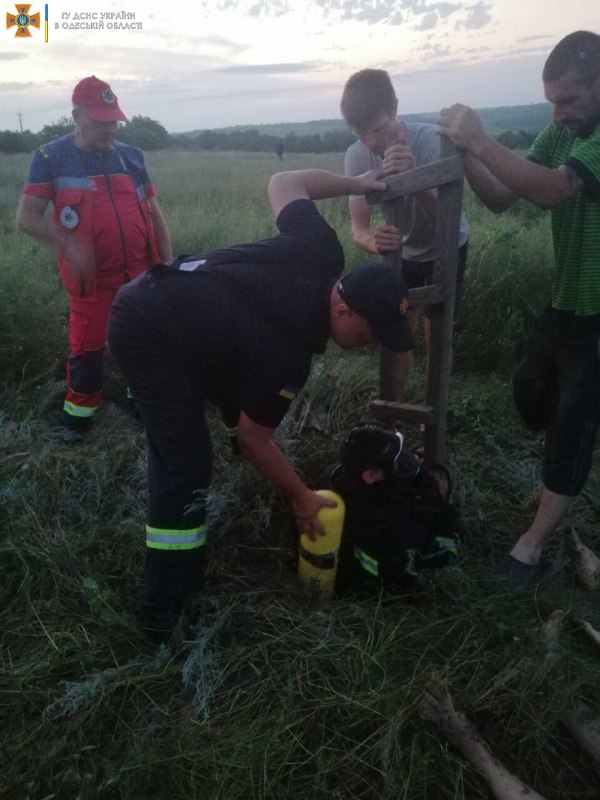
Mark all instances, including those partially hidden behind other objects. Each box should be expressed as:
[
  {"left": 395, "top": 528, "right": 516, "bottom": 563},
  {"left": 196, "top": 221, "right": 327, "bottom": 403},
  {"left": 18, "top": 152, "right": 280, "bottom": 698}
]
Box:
[{"left": 342, "top": 69, "right": 469, "bottom": 401}]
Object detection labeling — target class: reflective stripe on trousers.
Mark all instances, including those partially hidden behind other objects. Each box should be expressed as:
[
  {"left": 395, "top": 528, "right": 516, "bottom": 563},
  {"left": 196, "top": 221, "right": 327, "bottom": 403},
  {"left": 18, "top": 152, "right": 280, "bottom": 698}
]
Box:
[
  {"left": 354, "top": 546, "right": 379, "bottom": 576},
  {"left": 63, "top": 398, "right": 97, "bottom": 419},
  {"left": 146, "top": 524, "right": 207, "bottom": 551},
  {"left": 433, "top": 536, "right": 458, "bottom": 556}
]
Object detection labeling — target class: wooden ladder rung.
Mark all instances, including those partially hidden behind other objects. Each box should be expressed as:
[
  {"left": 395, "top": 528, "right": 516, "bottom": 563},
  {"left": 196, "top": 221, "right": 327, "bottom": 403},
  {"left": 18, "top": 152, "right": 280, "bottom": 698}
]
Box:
[
  {"left": 365, "top": 154, "right": 464, "bottom": 203},
  {"left": 370, "top": 399, "right": 436, "bottom": 426},
  {"left": 366, "top": 137, "right": 463, "bottom": 465}
]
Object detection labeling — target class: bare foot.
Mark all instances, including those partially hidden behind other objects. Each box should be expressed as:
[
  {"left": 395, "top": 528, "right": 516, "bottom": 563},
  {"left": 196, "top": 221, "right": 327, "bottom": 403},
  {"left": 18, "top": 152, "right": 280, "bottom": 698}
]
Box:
[
  {"left": 419, "top": 680, "right": 485, "bottom": 751},
  {"left": 568, "top": 529, "right": 600, "bottom": 589},
  {"left": 578, "top": 619, "right": 600, "bottom": 650},
  {"left": 419, "top": 680, "right": 547, "bottom": 800},
  {"left": 561, "top": 701, "right": 600, "bottom": 776}
]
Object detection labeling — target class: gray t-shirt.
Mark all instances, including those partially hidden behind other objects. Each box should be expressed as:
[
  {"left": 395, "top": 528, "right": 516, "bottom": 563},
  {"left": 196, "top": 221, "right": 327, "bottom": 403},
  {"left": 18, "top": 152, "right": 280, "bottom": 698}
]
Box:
[{"left": 345, "top": 121, "right": 469, "bottom": 262}]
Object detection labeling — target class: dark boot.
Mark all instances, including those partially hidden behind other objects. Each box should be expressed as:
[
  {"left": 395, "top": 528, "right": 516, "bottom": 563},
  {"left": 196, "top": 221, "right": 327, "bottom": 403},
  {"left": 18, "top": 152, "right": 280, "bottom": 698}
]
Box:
[
  {"left": 140, "top": 548, "right": 207, "bottom": 643},
  {"left": 56, "top": 410, "right": 93, "bottom": 444},
  {"left": 137, "top": 594, "right": 182, "bottom": 644}
]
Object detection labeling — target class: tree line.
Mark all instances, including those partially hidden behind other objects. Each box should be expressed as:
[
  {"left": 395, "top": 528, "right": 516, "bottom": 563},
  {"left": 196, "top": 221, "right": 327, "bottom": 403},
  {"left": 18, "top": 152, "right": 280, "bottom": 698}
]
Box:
[
  {"left": 0, "top": 114, "right": 538, "bottom": 155},
  {"left": 0, "top": 115, "right": 171, "bottom": 153}
]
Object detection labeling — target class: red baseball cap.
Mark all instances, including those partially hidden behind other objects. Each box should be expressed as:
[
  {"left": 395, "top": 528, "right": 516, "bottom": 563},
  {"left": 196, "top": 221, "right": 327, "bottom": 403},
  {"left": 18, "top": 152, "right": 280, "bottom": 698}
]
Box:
[{"left": 72, "top": 76, "right": 127, "bottom": 122}]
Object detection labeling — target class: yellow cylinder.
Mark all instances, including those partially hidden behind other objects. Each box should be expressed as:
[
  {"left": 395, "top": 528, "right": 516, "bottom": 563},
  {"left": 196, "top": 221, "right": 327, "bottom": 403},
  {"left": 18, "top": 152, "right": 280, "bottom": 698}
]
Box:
[{"left": 297, "top": 489, "right": 345, "bottom": 602}]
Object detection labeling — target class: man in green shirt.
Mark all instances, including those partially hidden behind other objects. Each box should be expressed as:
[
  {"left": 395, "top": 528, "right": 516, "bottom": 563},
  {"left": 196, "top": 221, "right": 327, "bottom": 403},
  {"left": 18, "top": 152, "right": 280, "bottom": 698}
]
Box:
[{"left": 437, "top": 30, "right": 600, "bottom": 588}]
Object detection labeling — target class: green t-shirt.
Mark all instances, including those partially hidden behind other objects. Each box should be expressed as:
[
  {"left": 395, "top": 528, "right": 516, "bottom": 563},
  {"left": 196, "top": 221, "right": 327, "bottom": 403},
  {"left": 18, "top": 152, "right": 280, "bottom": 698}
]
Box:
[{"left": 528, "top": 124, "right": 600, "bottom": 321}]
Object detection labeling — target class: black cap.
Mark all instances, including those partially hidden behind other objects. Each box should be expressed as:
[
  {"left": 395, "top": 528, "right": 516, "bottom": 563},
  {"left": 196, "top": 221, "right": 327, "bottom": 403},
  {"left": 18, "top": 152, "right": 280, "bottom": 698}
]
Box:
[{"left": 337, "top": 262, "right": 413, "bottom": 352}]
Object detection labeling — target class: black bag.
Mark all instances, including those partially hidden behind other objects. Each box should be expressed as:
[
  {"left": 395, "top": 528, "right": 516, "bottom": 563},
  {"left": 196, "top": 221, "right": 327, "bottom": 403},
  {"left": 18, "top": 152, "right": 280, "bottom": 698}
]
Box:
[{"left": 322, "top": 459, "right": 461, "bottom": 593}]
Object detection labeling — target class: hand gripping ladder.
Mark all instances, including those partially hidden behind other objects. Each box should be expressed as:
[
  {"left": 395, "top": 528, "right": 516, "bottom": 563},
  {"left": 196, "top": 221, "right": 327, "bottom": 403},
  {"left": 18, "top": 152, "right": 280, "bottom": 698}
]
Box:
[{"left": 366, "top": 137, "right": 464, "bottom": 465}]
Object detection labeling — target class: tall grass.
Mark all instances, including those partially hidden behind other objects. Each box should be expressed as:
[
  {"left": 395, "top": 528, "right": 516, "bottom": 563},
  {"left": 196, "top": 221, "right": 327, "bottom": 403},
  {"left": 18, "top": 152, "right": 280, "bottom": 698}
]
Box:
[
  {"left": 1, "top": 150, "right": 599, "bottom": 799},
  {"left": 455, "top": 192, "right": 553, "bottom": 372},
  {"left": 149, "top": 150, "right": 347, "bottom": 253}
]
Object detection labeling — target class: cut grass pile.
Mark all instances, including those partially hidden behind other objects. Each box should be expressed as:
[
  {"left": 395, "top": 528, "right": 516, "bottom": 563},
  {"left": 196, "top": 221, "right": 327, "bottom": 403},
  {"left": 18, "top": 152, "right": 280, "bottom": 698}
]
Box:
[{"left": 2, "top": 360, "right": 600, "bottom": 799}]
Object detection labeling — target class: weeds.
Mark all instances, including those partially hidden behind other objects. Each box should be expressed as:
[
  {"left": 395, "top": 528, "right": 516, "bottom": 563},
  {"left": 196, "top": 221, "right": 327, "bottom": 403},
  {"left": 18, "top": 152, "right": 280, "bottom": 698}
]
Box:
[{"left": 1, "top": 152, "right": 599, "bottom": 799}]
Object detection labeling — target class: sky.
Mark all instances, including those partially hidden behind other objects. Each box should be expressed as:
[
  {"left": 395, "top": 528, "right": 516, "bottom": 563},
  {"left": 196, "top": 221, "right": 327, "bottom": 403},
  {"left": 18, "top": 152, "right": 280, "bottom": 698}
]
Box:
[{"left": 0, "top": 0, "right": 597, "bottom": 134}]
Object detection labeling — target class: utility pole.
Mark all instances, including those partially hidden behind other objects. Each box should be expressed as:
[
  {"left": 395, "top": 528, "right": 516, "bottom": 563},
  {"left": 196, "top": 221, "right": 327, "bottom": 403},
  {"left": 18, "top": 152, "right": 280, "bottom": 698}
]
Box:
[{"left": 16, "top": 110, "right": 24, "bottom": 133}]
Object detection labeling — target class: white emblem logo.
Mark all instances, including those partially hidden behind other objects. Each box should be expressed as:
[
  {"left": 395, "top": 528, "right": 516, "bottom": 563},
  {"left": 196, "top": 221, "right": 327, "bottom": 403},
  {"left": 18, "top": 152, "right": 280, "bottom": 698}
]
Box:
[{"left": 59, "top": 206, "right": 79, "bottom": 229}]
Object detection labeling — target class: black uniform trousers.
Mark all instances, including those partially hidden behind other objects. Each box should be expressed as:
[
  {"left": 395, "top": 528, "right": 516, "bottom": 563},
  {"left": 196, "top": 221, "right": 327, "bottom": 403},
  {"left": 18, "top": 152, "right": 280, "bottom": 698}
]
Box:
[{"left": 108, "top": 271, "right": 209, "bottom": 608}]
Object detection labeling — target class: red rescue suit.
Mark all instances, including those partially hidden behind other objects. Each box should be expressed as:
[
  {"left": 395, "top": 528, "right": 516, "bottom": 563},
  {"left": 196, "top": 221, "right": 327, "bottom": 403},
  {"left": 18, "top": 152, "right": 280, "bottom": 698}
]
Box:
[{"left": 23, "top": 134, "right": 160, "bottom": 422}]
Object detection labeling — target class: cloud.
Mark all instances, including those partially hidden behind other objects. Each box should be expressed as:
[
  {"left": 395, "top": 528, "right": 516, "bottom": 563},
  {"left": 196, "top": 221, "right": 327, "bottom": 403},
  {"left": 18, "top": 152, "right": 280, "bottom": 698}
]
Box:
[
  {"left": 456, "top": 1, "right": 492, "bottom": 30},
  {"left": 436, "top": 3, "right": 462, "bottom": 18},
  {"left": 516, "top": 34, "right": 555, "bottom": 44},
  {"left": 193, "top": 35, "right": 250, "bottom": 54},
  {"left": 195, "top": 0, "right": 470, "bottom": 27},
  {"left": 390, "top": 66, "right": 455, "bottom": 82},
  {"left": 418, "top": 38, "right": 453, "bottom": 59},
  {"left": 247, "top": 0, "right": 289, "bottom": 16},
  {"left": 503, "top": 44, "right": 554, "bottom": 59},
  {"left": 193, "top": 81, "right": 342, "bottom": 103},
  {"left": 198, "top": 0, "right": 289, "bottom": 16},
  {"left": 417, "top": 12, "right": 439, "bottom": 31},
  {"left": 0, "top": 80, "right": 35, "bottom": 92},
  {"left": 213, "top": 61, "right": 323, "bottom": 74}
]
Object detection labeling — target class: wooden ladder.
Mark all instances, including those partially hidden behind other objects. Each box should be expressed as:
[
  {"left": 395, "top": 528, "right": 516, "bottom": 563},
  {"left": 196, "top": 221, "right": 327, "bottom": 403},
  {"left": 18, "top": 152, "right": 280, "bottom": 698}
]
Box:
[{"left": 366, "top": 137, "right": 464, "bottom": 465}]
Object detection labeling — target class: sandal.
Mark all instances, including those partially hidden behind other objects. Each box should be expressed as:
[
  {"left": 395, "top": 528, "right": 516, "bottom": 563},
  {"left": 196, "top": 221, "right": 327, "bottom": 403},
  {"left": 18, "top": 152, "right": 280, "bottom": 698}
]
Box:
[{"left": 482, "top": 554, "right": 548, "bottom": 593}]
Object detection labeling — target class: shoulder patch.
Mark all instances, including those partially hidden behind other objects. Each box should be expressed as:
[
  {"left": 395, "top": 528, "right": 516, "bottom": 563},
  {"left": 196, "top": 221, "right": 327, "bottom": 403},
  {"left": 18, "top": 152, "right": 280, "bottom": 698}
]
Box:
[{"left": 279, "top": 385, "right": 299, "bottom": 400}]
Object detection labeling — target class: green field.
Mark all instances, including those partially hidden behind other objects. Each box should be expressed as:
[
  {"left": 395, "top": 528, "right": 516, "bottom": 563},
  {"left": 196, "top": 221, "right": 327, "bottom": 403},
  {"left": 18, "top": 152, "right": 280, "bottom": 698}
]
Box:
[{"left": 1, "top": 150, "right": 599, "bottom": 800}]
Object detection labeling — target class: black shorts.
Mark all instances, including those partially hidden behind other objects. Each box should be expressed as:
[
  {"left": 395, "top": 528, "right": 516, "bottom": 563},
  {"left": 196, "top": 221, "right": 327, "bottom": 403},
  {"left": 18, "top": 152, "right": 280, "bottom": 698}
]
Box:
[
  {"left": 402, "top": 241, "right": 468, "bottom": 320},
  {"left": 513, "top": 322, "right": 600, "bottom": 495}
]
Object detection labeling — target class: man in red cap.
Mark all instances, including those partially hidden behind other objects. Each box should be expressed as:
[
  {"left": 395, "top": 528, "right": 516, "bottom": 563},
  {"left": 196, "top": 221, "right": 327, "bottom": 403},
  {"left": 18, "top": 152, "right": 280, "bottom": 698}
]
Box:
[{"left": 16, "top": 75, "right": 172, "bottom": 441}]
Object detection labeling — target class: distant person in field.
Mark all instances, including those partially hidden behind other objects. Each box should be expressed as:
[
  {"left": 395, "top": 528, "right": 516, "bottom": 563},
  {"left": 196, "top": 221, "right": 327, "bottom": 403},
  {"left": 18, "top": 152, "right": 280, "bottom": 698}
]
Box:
[
  {"left": 275, "top": 138, "right": 285, "bottom": 161},
  {"left": 341, "top": 69, "right": 470, "bottom": 401},
  {"left": 107, "top": 168, "right": 415, "bottom": 643},
  {"left": 437, "top": 30, "right": 600, "bottom": 589},
  {"left": 16, "top": 75, "right": 172, "bottom": 443}
]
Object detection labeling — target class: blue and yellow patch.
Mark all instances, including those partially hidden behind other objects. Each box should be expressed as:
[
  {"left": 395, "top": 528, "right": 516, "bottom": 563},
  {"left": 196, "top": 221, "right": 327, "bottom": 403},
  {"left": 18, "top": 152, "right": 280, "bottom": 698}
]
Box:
[{"left": 279, "top": 385, "right": 299, "bottom": 401}]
